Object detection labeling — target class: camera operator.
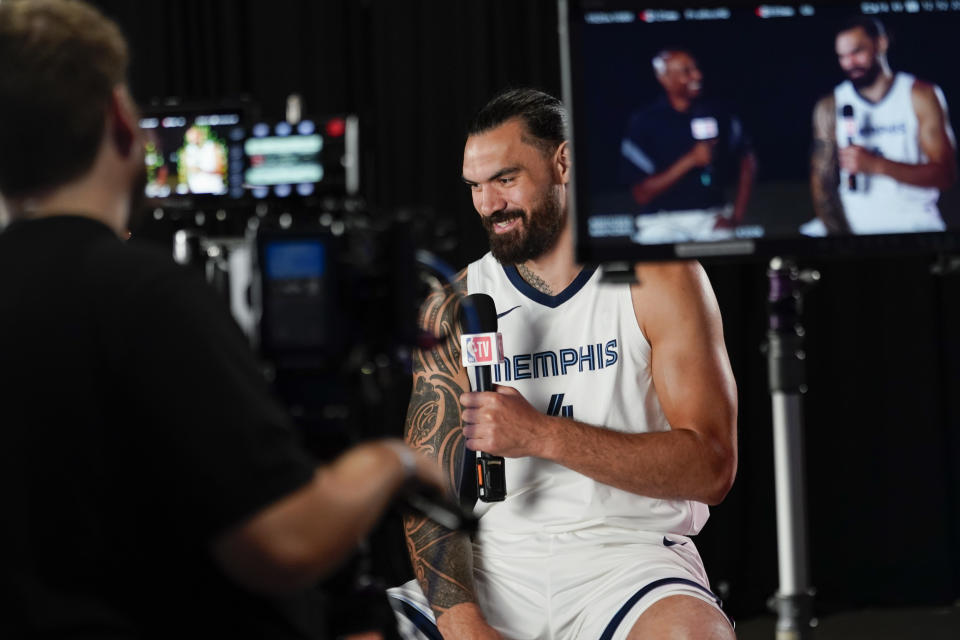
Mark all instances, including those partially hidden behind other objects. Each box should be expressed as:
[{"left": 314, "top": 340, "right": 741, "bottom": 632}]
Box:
[{"left": 0, "top": 1, "right": 440, "bottom": 637}]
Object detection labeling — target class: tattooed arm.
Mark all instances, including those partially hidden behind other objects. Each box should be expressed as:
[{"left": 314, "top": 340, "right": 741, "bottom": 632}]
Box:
[
  {"left": 810, "top": 95, "right": 852, "bottom": 234},
  {"left": 403, "top": 269, "right": 502, "bottom": 639}
]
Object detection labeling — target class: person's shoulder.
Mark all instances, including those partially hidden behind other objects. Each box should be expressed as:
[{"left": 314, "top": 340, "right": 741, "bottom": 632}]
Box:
[
  {"left": 417, "top": 266, "right": 468, "bottom": 334},
  {"left": 812, "top": 94, "right": 837, "bottom": 133},
  {"left": 626, "top": 99, "right": 670, "bottom": 130},
  {"left": 813, "top": 93, "right": 836, "bottom": 114},
  {"left": 815, "top": 92, "right": 836, "bottom": 107},
  {"left": 639, "top": 98, "right": 669, "bottom": 115},
  {"left": 84, "top": 237, "right": 218, "bottom": 319},
  {"left": 85, "top": 237, "right": 184, "bottom": 288},
  {"left": 630, "top": 261, "right": 719, "bottom": 337},
  {"left": 908, "top": 76, "right": 941, "bottom": 102},
  {"left": 631, "top": 260, "right": 709, "bottom": 313},
  {"left": 907, "top": 76, "right": 951, "bottom": 123},
  {"left": 440, "top": 265, "right": 469, "bottom": 299},
  {"left": 633, "top": 260, "right": 707, "bottom": 294}
]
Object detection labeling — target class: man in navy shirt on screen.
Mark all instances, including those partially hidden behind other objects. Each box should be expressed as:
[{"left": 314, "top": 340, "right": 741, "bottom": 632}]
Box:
[{"left": 621, "top": 48, "right": 755, "bottom": 243}]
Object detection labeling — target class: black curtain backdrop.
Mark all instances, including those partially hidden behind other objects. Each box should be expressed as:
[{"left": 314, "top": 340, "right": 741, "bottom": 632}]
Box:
[{"left": 90, "top": 0, "right": 960, "bottom": 620}]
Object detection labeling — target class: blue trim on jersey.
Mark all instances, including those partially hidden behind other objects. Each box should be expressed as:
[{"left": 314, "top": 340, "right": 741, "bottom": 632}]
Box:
[
  {"left": 843, "top": 75, "right": 900, "bottom": 108},
  {"left": 502, "top": 264, "right": 597, "bottom": 308},
  {"left": 598, "top": 577, "right": 728, "bottom": 640},
  {"left": 395, "top": 598, "right": 443, "bottom": 640}
]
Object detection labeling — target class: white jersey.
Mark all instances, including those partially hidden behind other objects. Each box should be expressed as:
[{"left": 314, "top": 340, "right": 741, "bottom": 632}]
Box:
[
  {"left": 466, "top": 253, "right": 709, "bottom": 536},
  {"left": 834, "top": 72, "right": 950, "bottom": 233}
]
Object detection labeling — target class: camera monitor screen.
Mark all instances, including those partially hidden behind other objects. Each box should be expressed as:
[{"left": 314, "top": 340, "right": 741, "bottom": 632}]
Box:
[
  {"left": 560, "top": 1, "right": 960, "bottom": 263},
  {"left": 244, "top": 116, "right": 359, "bottom": 199},
  {"left": 259, "top": 236, "right": 330, "bottom": 353},
  {"left": 140, "top": 109, "right": 246, "bottom": 201}
]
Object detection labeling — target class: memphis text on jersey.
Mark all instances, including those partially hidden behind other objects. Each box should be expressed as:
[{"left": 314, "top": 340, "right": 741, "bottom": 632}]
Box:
[{"left": 492, "top": 339, "right": 620, "bottom": 382}]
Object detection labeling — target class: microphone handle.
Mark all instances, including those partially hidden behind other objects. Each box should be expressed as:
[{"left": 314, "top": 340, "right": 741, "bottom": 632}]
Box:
[
  {"left": 468, "top": 365, "right": 506, "bottom": 502},
  {"left": 698, "top": 135, "right": 716, "bottom": 187},
  {"left": 846, "top": 136, "right": 857, "bottom": 191}
]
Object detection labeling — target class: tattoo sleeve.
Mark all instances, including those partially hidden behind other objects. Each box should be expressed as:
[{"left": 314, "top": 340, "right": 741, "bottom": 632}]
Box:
[
  {"left": 402, "top": 270, "right": 478, "bottom": 616},
  {"left": 810, "top": 97, "right": 852, "bottom": 235}
]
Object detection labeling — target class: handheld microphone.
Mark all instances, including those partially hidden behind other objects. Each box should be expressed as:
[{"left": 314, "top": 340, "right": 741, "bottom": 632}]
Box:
[
  {"left": 458, "top": 293, "right": 506, "bottom": 502},
  {"left": 690, "top": 116, "right": 719, "bottom": 187},
  {"left": 841, "top": 104, "right": 857, "bottom": 191}
]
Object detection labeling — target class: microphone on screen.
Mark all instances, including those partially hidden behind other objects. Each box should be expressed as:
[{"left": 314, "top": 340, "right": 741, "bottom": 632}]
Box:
[
  {"left": 690, "top": 114, "right": 719, "bottom": 187},
  {"left": 841, "top": 104, "right": 857, "bottom": 191}
]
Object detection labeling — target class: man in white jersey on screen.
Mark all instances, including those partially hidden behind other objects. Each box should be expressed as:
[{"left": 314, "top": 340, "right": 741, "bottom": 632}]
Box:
[
  {"left": 807, "top": 16, "right": 956, "bottom": 235},
  {"left": 389, "top": 88, "right": 737, "bottom": 640}
]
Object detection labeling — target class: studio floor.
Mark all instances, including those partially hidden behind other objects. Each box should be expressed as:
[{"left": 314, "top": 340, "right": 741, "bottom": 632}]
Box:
[{"left": 736, "top": 602, "right": 960, "bottom": 639}]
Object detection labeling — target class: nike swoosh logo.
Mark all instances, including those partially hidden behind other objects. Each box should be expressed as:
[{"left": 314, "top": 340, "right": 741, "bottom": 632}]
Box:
[
  {"left": 662, "top": 536, "right": 687, "bottom": 547},
  {"left": 496, "top": 305, "right": 522, "bottom": 319}
]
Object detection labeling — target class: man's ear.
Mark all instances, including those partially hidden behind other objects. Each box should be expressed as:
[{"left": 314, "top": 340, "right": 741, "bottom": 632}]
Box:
[
  {"left": 555, "top": 140, "right": 572, "bottom": 185},
  {"left": 108, "top": 85, "right": 137, "bottom": 158}
]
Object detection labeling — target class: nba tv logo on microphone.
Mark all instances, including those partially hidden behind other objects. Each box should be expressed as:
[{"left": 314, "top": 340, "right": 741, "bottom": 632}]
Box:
[
  {"left": 461, "top": 332, "right": 505, "bottom": 366},
  {"left": 467, "top": 337, "right": 492, "bottom": 363}
]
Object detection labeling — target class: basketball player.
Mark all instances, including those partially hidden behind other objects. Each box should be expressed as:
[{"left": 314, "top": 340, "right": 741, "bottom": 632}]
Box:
[
  {"left": 390, "top": 89, "right": 737, "bottom": 639},
  {"left": 808, "top": 16, "right": 956, "bottom": 235}
]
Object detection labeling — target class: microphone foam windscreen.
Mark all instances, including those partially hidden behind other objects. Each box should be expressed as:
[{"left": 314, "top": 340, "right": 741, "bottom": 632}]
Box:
[{"left": 459, "top": 293, "right": 498, "bottom": 334}]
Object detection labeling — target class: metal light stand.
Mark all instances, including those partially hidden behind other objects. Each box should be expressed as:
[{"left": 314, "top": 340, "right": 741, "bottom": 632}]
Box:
[{"left": 765, "top": 257, "right": 819, "bottom": 640}]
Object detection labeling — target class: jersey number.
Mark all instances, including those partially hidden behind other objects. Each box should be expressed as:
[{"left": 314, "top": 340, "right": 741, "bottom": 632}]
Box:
[{"left": 547, "top": 393, "right": 574, "bottom": 418}]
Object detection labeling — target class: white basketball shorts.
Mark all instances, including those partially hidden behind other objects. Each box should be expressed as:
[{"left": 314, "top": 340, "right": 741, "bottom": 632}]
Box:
[{"left": 388, "top": 526, "right": 731, "bottom": 640}]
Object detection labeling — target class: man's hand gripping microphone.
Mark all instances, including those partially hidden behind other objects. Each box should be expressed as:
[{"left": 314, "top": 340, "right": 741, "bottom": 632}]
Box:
[{"left": 459, "top": 293, "right": 506, "bottom": 502}]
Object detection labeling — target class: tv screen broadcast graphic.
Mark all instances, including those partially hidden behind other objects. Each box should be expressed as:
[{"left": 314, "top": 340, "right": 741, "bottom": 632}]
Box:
[
  {"left": 140, "top": 110, "right": 246, "bottom": 201},
  {"left": 244, "top": 116, "right": 360, "bottom": 199},
  {"left": 559, "top": 0, "right": 960, "bottom": 263}
]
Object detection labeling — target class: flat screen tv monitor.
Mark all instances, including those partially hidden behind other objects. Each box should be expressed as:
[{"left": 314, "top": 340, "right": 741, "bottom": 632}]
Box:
[
  {"left": 559, "top": 0, "right": 960, "bottom": 263},
  {"left": 243, "top": 116, "right": 359, "bottom": 199},
  {"left": 140, "top": 107, "right": 246, "bottom": 201},
  {"left": 257, "top": 233, "right": 332, "bottom": 355}
]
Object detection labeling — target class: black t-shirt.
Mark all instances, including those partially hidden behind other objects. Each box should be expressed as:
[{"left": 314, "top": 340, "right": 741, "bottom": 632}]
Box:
[
  {"left": 620, "top": 96, "right": 751, "bottom": 213},
  {"left": 0, "top": 216, "right": 323, "bottom": 638}
]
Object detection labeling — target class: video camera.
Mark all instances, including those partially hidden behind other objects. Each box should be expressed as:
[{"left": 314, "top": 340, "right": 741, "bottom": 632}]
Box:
[
  {"left": 135, "top": 99, "right": 444, "bottom": 458},
  {"left": 133, "top": 98, "right": 464, "bottom": 638}
]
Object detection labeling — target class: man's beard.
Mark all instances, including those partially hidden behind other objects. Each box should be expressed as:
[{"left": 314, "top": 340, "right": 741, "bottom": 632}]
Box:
[
  {"left": 482, "top": 191, "right": 564, "bottom": 265},
  {"left": 848, "top": 59, "right": 882, "bottom": 89}
]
